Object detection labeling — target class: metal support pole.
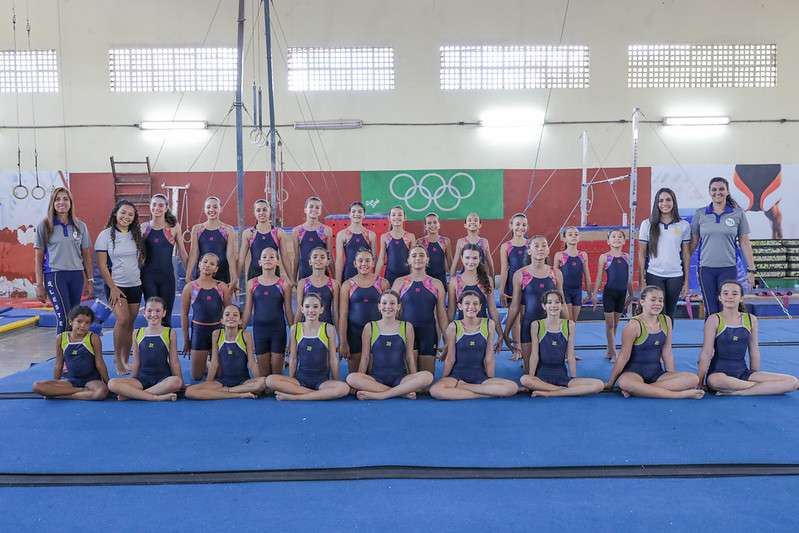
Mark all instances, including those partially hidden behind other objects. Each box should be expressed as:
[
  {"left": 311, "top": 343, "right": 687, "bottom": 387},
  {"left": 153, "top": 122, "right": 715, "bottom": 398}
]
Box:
[
  {"left": 629, "top": 108, "right": 640, "bottom": 294},
  {"left": 580, "top": 130, "right": 588, "bottom": 227},
  {"left": 234, "top": 0, "right": 246, "bottom": 294},
  {"left": 264, "top": 0, "right": 278, "bottom": 225}
]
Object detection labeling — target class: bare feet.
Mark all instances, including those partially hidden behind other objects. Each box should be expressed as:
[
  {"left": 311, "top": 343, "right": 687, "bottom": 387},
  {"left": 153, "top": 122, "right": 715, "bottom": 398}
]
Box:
[
  {"left": 116, "top": 394, "right": 129, "bottom": 401},
  {"left": 510, "top": 351, "right": 522, "bottom": 362},
  {"left": 575, "top": 355, "right": 582, "bottom": 361},
  {"left": 237, "top": 392, "right": 258, "bottom": 399},
  {"left": 274, "top": 391, "right": 295, "bottom": 401},
  {"left": 356, "top": 390, "right": 381, "bottom": 401},
  {"left": 621, "top": 389, "right": 631, "bottom": 398},
  {"left": 609, "top": 357, "right": 617, "bottom": 364},
  {"left": 114, "top": 361, "right": 130, "bottom": 376},
  {"left": 531, "top": 390, "right": 549, "bottom": 397},
  {"left": 402, "top": 392, "right": 417, "bottom": 400},
  {"left": 681, "top": 389, "right": 705, "bottom": 399},
  {"left": 154, "top": 393, "right": 178, "bottom": 401}
]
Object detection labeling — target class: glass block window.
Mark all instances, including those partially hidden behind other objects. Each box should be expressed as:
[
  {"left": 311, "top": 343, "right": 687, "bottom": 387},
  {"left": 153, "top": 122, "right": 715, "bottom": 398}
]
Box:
[
  {"left": 628, "top": 44, "right": 777, "bottom": 88},
  {"left": 440, "top": 45, "right": 590, "bottom": 90},
  {"left": 109, "top": 48, "right": 238, "bottom": 92},
  {"left": 0, "top": 49, "right": 59, "bottom": 92},
  {"left": 287, "top": 47, "right": 394, "bottom": 91}
]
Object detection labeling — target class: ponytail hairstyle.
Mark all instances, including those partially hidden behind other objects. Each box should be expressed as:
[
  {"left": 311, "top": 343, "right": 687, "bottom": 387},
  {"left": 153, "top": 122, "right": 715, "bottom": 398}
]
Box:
[
  {"left": 349, "top": 201, "right": 366, "bottom": 212},
  {"left": 708, "top": 177, "right": 738, "bottom": 209},
  {"left": 647, "top": 188, "right": 681, "bottom": 257},
  {"left": 310, "top": 245, "right": 330, "bottom": 260},
  {"left": 635, "top": 285, "right": 665, "bottom": 316},
  {"left": 458, "top": 289, "right": 484, "bottom": 305},
  {"left": 105, "top": 200, "right": 146, "bottom": 268},
  {"left": 462, "top": 243, "right": 491, "bottom": 296},
  {"left": 407, "top": 243, "right": 429, "bottom": 265},
  {"left": 302, "top": 291, "right": 324, "bottom": 307},
  {"left": 526, "top": 234, "right": 549, "bottom": 267},
  {"left": 379, "top": 289, "right": 402, "bottom": 318},
  {"left": 560, "top": 226, "right": 579, "bottom": 251},
  {"left": 719, "top": 280, "right": 747, "bottom": 313},
  {"left": 389, "top": 205, "right": 406, "bottom": 230},
  {"left": 151, "top": 194, "right": 178, "bottom": 227},
  {"left": 145, "top": 295, "right": 167, "bottom": 309},
  {"left": 305, "top": 196, "right": 323, "bottom": 208}
]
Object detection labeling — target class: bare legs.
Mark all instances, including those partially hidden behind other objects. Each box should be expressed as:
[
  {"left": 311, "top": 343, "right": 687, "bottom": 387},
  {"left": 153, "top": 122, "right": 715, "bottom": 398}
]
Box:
[
  {"left": 32, "top": 379, "right": 108, "bottom": 400},
  {"left": 429, "top": 377, "right": 517, "bottom": 400},
  {"left": 112, "top": 302, "right": 140, "bottom": 375},
  {"left": 185, "top": 377, "right": 268, "bottom": 400},
  {"left": 617, "top": 372, "right": 704, "bottom": 399},
  {"left": 190, "top": 350, "right": 210, "bottom": 381},
  {"left": 265, "top": 375, "right": 349, "bottom": 401},
  {"left": 347, "top": 371, "right": 433, "bottom": 400},
  {"left": 255, "top": 352, "right": 285, "bottom": 378},
  {"left": 708, "top": 371, "right": 799, "bottom": 396},
  {"left": 604, "top": 312, "right": 620, "bottom": 361},
  {"left": 521, "top": 375, "right": 604, "bottom": 397},
  {"left": 107, "top": 376, "right": 182, "bottom": 401}
]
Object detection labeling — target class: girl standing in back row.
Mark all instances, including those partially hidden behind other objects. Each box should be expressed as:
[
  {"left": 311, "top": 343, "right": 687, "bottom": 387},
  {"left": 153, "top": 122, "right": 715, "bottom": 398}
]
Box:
[
  {"left": 376, "top": 205, "right": 415, "bottom": 284},
  {"left": 293, "top": 196, "right": 334, "bottom": 282},
  {"left": 186, "top": 196, "right": 238, "bottom": 291},
  {"left": 335, "top": 201, "right": 377, "bottom": 283}
]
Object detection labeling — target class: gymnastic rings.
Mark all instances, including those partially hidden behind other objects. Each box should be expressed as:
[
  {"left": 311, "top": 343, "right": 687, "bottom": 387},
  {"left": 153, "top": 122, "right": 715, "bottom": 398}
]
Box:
[
  {"left": 31, "top": 184, "right": 46, "bottom": 200},
  {"left": 250, "top": 129, "right": 268, "bottom": 147},
  {"left": 13, "top": 184, "right": 29, "bottom": 200},
  {"left": 278, "top": 188, "right": 289, "bottom": 203},
  {"left": 182, "top": 229, "right": 192, "bottom": 244}
]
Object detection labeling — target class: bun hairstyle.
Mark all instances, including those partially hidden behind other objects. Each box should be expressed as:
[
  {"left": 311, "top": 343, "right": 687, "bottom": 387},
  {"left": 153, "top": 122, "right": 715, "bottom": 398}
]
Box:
[
  {"left": 302, "top": 292, "right": 324, "bottom": 306},
  {"left": 461, "top": 243, "right": 491, "bottom": 296},
  {"left": 349, "top": 201, "right": 366, "bottom": 211},
  {"left": 635, "top": 285, "right": 665, "bottom": 315},
  {"left": 540, "top": 289, "right": 564, "bottom": 307},
  {"left": 355, "top": 246, "right": 375, "bottom": 261},
  {"left": 310, "top": 246, "right": 330, "bottom": 259},
  {"left": 199, "top": 252, "right": 220, "bottom": 265},
  {"left": 709, "top": 177, "right": 738, "bottom": 208},
  {"left": 305, "top": 196, "right": 323, "bottom": 208},
  {"left": 151, "top": 194, "right": 178, "bottom": 226},
  {"left": 379, "top": 289, "right": 402, "bottom": 318},
  {"left": 719, "top": 280, "right": 747, "bottom": 313},
  {"left": 259, "top": 246, "right": 280, "bottom": 260}
]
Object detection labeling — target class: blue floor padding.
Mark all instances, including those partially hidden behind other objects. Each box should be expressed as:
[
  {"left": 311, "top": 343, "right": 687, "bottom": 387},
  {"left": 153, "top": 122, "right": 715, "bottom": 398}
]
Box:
[
  {"left": 2, "top": 477, "right": 798, "bottom": 532},
  {"left": 1, "top": 308, "right": 51, "bottom": 318}
]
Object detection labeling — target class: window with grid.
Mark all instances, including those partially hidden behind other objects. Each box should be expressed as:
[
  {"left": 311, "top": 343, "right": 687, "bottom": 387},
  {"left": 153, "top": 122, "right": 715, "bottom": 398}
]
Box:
[
  {"left": 628, "top": 44, "right": 776, "bottom": 88},
  {"left": 0, "top": 49, "right": 59, "bottom": 93},
  {"left": 440, "top": 45, "right": 589, "bottom": 90},
  {"left": 109, "top": 48, "right": 237, "bottom": 92},
  {"left": 287, "top": 47, "right": 394, "bottom": 91}
]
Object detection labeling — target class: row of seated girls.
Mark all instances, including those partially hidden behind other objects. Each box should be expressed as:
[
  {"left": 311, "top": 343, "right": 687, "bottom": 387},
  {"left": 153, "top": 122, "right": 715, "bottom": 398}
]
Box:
[{"left": 33, "top": 276, "right": 798, "bottom": 401}]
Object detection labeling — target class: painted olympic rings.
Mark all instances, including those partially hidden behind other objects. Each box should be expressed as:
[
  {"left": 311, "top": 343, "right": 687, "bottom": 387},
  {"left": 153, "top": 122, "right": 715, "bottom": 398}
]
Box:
[{"left": 389, "top": 172, "right": 476, "bottom": 212}]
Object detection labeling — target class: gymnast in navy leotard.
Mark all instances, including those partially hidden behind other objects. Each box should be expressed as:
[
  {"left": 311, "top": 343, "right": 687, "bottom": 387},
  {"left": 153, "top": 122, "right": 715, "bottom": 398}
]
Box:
[
  {"left": 450, "top": 213, "right": 495, "bottom": 279},
  {"left": 292, "top": 197, "right": 334, "bottom": 282},
  {"left": 237, "top": 199, "right": 291, "bottom": 282},
  {"left": 519, "top": 291, "right": 603, "bottom": 397},
  {"left": 592, "top": 229, "right": 634, "bottom": 362},
  {"left": 430, "top": 291, "right": 517, "bottom": 400},
  {"left": 266, "top": 293, "right": 350, "bottom": 400},
  {"left": 392, "top": 244, "right": 449, "bottom": 374},
  {"left": 504, "top": 236, "right": 564, "bottom": 374},
  {"left": 335, "top": 201, "right": 377, "bottom": 283},
  {"left": 243, "top": 247, "right": 294, "bottom": 377},
  {"left": 698, "top": 280, "right": 798, "bottom": 396},
  {"left": 141, "top": 194, "right": 188, "bottom": 327},
  {"left": 553, "top": 226, "right": 592, "bottom": 322},
  {"left": 346, "top": 290, "right": 434, "bottom": 400},
  {"left": 340, "top": 248, "right": 391, "bottom": 373},
  {"left": 606, "top": 286, "right": 703, "bottom": 399},
  {"left": 107, "top": 297, "right": 183, "bottom": 401},
  {"left": 376, "top": 205, "right": 415, "bottom": 284},
  {"left": 296, "top": 247, "right": 339, "bottom": 326},
  {"left": 186, "top": 196, "right": 238, "bottom": 288},
  {"left": 420, "top": 212, "right": 452, "bottom": 289},
  {"left": 185, "top": 305, "right": 268, "bottom": 399},
  {"left": 33, "top": 305, "right": 110, "bottom": 400},
  {"left": 180, "top": 253, "right": 231, "bottom": 381}
]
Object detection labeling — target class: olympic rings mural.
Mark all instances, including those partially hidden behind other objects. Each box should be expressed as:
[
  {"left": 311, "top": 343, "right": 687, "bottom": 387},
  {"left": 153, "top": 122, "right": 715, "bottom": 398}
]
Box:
[{"left": 389, "top": 172, "right": 477, "bottom": 212}]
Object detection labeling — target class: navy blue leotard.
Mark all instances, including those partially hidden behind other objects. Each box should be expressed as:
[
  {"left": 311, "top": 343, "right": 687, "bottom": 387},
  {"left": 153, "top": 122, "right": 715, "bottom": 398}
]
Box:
[
  {"left": 504, "top": 240, "right": 529, "bottom": 297},
  {"left": 559, "top": 251, "right": 587, "bottom": 307},
  {"left": 453, "top": 275, "right": 489, "bottom": 319},
  {"left": 297, "top": 226, "right": 327, "bottom": 280},
  {"left": 346, "top": 276, "right": 384, "bottom": 354},
  {"left": 399, "top": 276, "right": 439, "bottom": 357},
  {"left": 141, "top": 223, "right": 177, "bottom": 325},
  {"left": 384, "top": 232, "right": 411, "bottom": 284},
  {"left": 448, "top": 319, "right": 490, "bottom": 384},
  {"left": 534, "top": 319, "right": 572, "bottom": 387},
  {"left": 707, "top": 313, "right": 754, "bottom": 383},
  {"left": 369, "top": 321, "right": 408, "bottom": 387},
  {"left": 190, "top": 281, "right": 224, "bottom": 351},
  {"left": 135, "top": 327, "right": 172, "bottom": 388},
  {"left": 520, "top": 268, "right": 557, "bottom": 344},
  {"left": 341, "top": 229, "right": 370, "bottom": 281},
  {"left": 420, "top": 237, "right": 448, "bottom": 289},
  {"left": 622, "top": 315, "right": 668, "bottom": 383},
  {"left": 602, "top": 253, "right": 629, "bottom": 313},
  {"left": 302, "top": 278, "right": 335, "bottom": 324},
  {"left": 61, "top": 332, "right": 101, "bottom": 387},
  {"left": 247, "top": 227, "right": 280, "bottom": 280},
  {"left": 251, "top": 277, "right": 288, "bottom": 355},
  {"left": 216, "top": 330, "right": 251, "bottom": 387},
  {"left": 196, "top": 225, "right": 230, "bottom": 283},
  {"left": 294, "top": 322, "right": 331, "bottom": 390}
]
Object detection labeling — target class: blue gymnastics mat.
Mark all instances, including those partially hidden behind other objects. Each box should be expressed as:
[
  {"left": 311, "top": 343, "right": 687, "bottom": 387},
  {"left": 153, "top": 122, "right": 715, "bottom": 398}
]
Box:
[{"left": 2, "top": 476, "right": 798, "bottom": 532}]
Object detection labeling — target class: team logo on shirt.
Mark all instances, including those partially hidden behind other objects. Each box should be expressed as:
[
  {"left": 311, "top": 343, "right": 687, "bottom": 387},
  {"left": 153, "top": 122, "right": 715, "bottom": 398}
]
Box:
[
  {"left": 228, "top": 349, "right": 233, "bottom": 355},
  {"left": 551, "top": 341, "right": 558, "bottom": 346},
  {"left": 72, "top": 349, "right": 78, "bottom": 354},
  {"left": 733, "top": 336, "right": 739, "bottom": 341},
  {"left": 469, "top": 341, "right": 475, "bottom": 346},
  {"left": 306, "top": 345, "right": 313, "bottom": 351},
  {"left": 725, "top": 218, "right": 736, "bottom": 227},
  {"left": 148, "top": 343, "right": 154, "bottom": 348},
  {"left": 655, "top": 340, "right": 660, "bottom": 345},
  {"left": 386, "top": 341, "right": 392, "bottom": 347}
]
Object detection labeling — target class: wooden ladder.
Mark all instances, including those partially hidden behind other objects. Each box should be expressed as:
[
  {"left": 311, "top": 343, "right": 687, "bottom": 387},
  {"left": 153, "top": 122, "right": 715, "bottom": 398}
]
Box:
[{"left": 110, "top": 156, "right": 152, "bottom": 222}]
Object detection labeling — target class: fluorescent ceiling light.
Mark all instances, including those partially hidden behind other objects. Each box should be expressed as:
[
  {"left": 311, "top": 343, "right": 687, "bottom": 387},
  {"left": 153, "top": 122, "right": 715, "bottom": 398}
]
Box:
[
  {"left": 139, "top": 121, "right": 208, "bottom": 130},
  {"left": 294, "top": 120, "right": 362, "bottom": 130},
  {"left": 662, "top": 116, "right": 730, "bottom": 126}
]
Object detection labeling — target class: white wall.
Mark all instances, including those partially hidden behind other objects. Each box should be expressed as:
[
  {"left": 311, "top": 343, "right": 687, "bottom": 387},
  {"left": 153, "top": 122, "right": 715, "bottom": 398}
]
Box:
[{"left": 1, "top": 0, "right": 798, "bottom": 173}]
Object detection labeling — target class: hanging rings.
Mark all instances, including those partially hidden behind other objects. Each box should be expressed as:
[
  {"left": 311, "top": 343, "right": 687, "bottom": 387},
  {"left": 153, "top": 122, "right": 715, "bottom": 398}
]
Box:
[
  {"left": 13, "top": 183, "right": 29, "bottom": 200},
  {"left": 31, "top": 183, "right": 46, "bottom": 200}
]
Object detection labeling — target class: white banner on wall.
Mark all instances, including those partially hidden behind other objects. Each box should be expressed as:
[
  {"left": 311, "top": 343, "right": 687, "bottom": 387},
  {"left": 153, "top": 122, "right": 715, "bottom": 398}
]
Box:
[
  {"left": 651, "top": 164, "right": 796, "bottom": 240},
  {"left": 0, "top": 171, "right": 68, "bottom": 230}
]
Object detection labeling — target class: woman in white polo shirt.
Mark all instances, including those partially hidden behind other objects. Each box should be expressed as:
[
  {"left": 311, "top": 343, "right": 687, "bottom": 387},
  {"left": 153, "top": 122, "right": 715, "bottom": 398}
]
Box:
[
  {"left": 95, "top": 200, "right": 146, "bottom": 376},
  {"left": 638, "top": 188, "right": 691, "bottom": 320}
]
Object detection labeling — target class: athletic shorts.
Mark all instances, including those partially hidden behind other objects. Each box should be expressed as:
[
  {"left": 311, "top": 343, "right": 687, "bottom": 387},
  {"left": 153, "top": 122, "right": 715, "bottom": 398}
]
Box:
[{"left": 602, "top": 288, "right": 627, "bottom": 314}]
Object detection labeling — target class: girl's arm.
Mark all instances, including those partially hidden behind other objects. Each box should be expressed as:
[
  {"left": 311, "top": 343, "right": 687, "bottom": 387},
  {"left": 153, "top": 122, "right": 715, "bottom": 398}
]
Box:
[
  {"left": 287, "top": 325, "right": 299, "bottom": 377},
  {"left": 407, "top": 232, "right": 416, "bottom": 250},
  {"left": 605, "top": 320, "right": 638, "bottom": 388},
  {"left": 358, "top": 322, "right": 373, "bottom": 373},
  {"left": 335, "top": 229, "right": 345, "bottom": 281},
  {"left": 293, "top": 279, "right": 306, "bottom": 324},
  {"left": 236, "top": 228, "right": 253, "bottom": 278},
  {"left": 503, "top": 271, "right": 524, "bottom": 343},
  {"left": 173, "top": 224, "right": 189, "bottom": 268},
  {"left": 180, "top": 283, "right": 192, "bottom": 356},
  {"left": 555, "top": 270, "right": 568, "bottom": 319},
  {"left": 242, "top": 279, "right": 255, "bottom": 328},
  {"left": 680, "top": 240, "right": 691, "bottom": 299},
  {"left": 637, "top": 241, "right": 648, "bottom": 289},
  {"left": 499, "top": 243, "right": 511, "bottom": 307},
  {"left": 581, "top": 252, "right": 593, "bottom": 304},
  {"left": 748, "top": 315, "right": 761, "bottom": 372},
  {"left": 96, "top": 251, "right": 123, "bottom": 307},
  {"left": 528, "top": 321, "right": 540, "bottom": 377},
  {"left": 167, "top": 329, "right": 183, "bottom": 381},
  {"left": 483, "top": 280, "right": 504, "bottom": 353},
  {"left": 434, "top": 280, "right": 449, "bottom": 360},
  {"left": 130, "top": 328, "right": 141, "bottom": 377},
  {"left": 225, "top": 224, "right": 239, "bottom": 289},
  {"left": 81, "top": 247, "right": 94, "bottom": 300},
  {"left": 34, "top": 248, "right": 47, "bottom": 303},
  {"left": 338, "top": 282, "right": 351, "bottom": 358},
  {"left": 482, "top": 238, "right": 495, "bottom": 278},
  {"left": 405, "top": 323, "right": 418, "bottom": 373},
  {"left": 379, "top": 277, "right": 391, "bottom": 292},
  {"left": 244, "top": 330, "right": 260, "bottom": 378},
  {"left": 449, "top": 239, "right": 464, "bottom": 278},
  {"left": 91, "top": 334, "right": 110, "bottom": 383},
  {"left": 441, "top": 322, "right": 457, "bottom": 378},
  {"left": 367, "top": 230, "right": 378, "bottom": 257},
  {"left": 566, "top": 320, "right": 577, "bottom": 378},
  {"left": 53, "top": 335, "right": 65, "bottom": 380},
  {"left": 326, "top": 323, "right": 339, "bottom": 380},
  {"left": 697, "top": 314, "right": 718, "bottom": 384},
  {"left": 324, "top": 226, "right": 334, "bottom": 263},
  {"left": 484, "top": 319, "right": 496, "bottom": 377},
  {"left": 291, "top": 229, "right": 301, "bottom": 283},
  {"left": 221, "top": 283, "right": 232, "bottom": 307},
  {"left": 207, "top": 330, "right": 220, "bottom": 381},
  {"left": 447, "top": 278, "right": 457, "bottom": 322},
  {"left": 625, "top": 265, "right": 634, "bottom": 308},
  {"left": 592, "top": 255, "right": 607, "bottom": 309},
  {"left": 331, "top": 280, "right": 341, "bottom": 328},
  {"left": 283, "top": 281, "right": 294, "bottom": 328},
  {"left": 185, "top": 225, "right": 200, "bottom": 283},
  {"left": 375, "top": 234, "right": 387, "bottom": 278},
  {"left": 660, "top": 315, "right": 675, "bottom": 372},
  {"left": 738, "top": 233, "right": 756, "bottom": 287},
  {"left": 276, "top": 228, "right": 293, "bottom": 284},
  {"left": 443, "top": 236, "right": 454, "bottom": 273}
]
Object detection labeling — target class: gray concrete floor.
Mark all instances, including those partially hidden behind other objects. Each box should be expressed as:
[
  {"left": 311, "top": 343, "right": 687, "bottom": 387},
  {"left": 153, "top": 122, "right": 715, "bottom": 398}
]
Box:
[{"left": 0, "top": 325, "right": 58, "bottom": 378}]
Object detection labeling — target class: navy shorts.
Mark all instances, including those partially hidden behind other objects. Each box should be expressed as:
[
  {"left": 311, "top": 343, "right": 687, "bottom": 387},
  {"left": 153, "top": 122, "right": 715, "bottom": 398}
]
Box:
[
  {"left": 105, "top": 284, "right": 143, "bottom": 306},
  {"left": 67, "top": 374, "right": 101, "bottom": 388},
  {"left": 413, "top": 325, "right": 438, "bottom": 357},
  {"left": 253, "top": 325, "right": 287, "bottom": 355},
  {"left": 191, "top": 322, "right": 221, "bottom": 351},
  {"left": 134, "top": 372, "right": 170, "bottom": 389},
  {"left": 563, "top": 290, "right": 583, "bottom": 307},
  {"left": 216, "top": 374, "right": 249, "bottom": 388},
  {"left": 449, "top": 370, "right": 489, "bottom": 385},
  {"left": 602, "top": 288, "right": 627, "bottom": 314}
]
